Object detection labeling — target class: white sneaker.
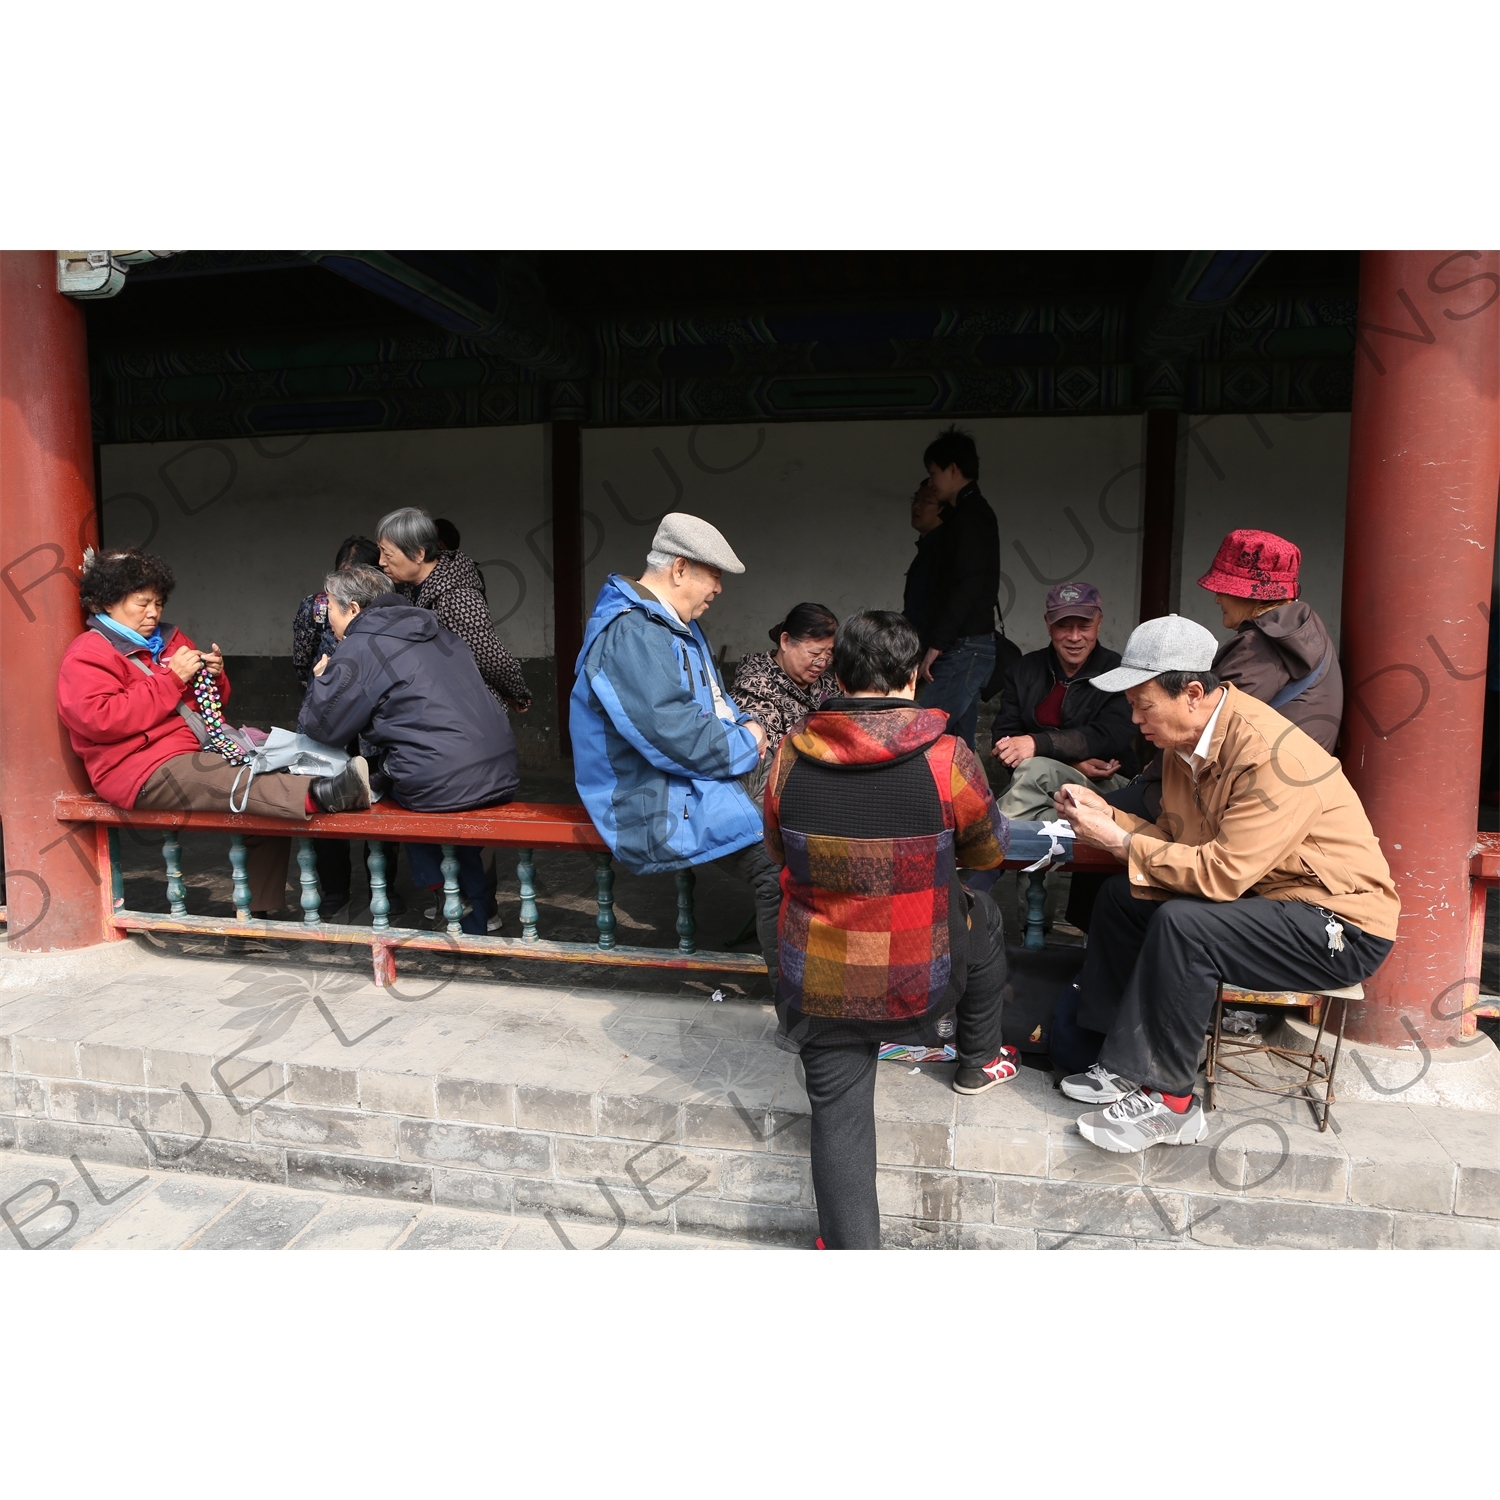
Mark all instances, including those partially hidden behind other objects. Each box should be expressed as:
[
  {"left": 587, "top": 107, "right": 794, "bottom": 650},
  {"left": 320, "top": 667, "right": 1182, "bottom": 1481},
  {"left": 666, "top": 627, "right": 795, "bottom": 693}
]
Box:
[
  {"left": 1060, "top": 1062, "right": 1132, "bottom": 1105},
  {"left": 424, "top": 901, "right": 473, "bottom": 921},
  {"left": 1077, "top": 1089, "right": 1207, "bottom": 1154}
]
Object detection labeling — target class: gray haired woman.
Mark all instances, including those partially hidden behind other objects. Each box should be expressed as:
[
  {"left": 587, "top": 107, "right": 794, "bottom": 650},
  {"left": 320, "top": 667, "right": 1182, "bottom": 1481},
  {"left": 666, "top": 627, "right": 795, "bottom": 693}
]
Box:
[{"left": 376, "top": 506, "right": 532, "bottom": 712}]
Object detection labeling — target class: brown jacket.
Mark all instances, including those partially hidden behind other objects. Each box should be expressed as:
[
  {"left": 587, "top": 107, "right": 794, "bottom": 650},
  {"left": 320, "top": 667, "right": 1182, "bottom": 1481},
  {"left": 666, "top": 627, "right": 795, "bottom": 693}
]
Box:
[
  {"left": 1110, "top": 685, "right": 1400, "bottom": 940},
  {"left": 1212, "top": 600, "right": 1343, "bottom": 753}
]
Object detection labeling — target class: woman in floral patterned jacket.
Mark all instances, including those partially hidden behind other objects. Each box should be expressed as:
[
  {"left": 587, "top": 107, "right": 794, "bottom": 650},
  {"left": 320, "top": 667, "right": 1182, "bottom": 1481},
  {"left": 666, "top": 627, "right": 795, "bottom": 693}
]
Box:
[{"left": 730, "top": 602, "right": 838, "bottom": 755}]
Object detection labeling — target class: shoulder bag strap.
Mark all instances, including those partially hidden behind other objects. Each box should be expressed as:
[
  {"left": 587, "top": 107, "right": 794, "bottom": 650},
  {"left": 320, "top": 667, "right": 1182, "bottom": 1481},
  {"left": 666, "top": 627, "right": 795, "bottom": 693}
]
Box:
[{"left": 1268, "top": 646, "right": 1332, "bottom": 710}]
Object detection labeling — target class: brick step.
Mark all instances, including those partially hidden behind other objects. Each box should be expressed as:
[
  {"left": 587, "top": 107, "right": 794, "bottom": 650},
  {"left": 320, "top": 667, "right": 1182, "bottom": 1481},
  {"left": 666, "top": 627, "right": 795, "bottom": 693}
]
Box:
[{"left": 3, "top": 945, "right": 1499, "bottom": 1249}]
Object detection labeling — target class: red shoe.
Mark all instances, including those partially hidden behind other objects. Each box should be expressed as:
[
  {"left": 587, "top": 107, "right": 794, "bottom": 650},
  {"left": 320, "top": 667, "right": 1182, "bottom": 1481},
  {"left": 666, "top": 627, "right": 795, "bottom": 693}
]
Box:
[
  {"left": 815, "top": 1237, "right": 827, "bottom": 1250},
  {"left": 952, "top": 1047, "right": 1020, "bottom": 1095}
]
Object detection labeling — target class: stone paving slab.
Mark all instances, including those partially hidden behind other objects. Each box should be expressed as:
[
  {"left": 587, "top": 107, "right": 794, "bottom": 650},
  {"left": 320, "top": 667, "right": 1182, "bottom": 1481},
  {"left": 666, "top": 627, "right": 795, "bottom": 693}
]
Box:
[
  {"left": 0, "top": 1147, "right": 774, "bottom": 1251},
  {"left": 4, "top": 939, "right": 1499, "bottom": 1249}
]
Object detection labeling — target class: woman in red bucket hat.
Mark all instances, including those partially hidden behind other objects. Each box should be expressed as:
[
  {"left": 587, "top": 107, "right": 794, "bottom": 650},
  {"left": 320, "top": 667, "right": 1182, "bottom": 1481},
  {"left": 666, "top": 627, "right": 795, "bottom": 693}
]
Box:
[
  {"left": 1197, "top": 528, "right": 1343, "bottom": 757},
  {"left": 1089, "top": 528, "right": 1345, "bottom": 831}
]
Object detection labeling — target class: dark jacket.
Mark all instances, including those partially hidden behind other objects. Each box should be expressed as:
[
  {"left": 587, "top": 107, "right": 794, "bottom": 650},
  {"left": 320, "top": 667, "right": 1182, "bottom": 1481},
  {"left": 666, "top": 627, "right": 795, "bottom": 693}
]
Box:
[
  {"left": 903, "top": 483, "right": 1001, "bottom": 651},
  {"left": 1212, "top": 600, "right": 1342, "bottom": 754},
  {"left": 990, "top": 643, "right": 1139, "bottom": 774},
  {"left": 902, "top": 527, "right": 947, "bottom": 647},
  {"left": 398, "top": 550, "right": 531, "bottom": 709},
  {"left": 764, "top": 699, "right": 1009, "bottom": 1028},
  {"left": 297, "top": 597, "right": 518, "bottom": 813}
]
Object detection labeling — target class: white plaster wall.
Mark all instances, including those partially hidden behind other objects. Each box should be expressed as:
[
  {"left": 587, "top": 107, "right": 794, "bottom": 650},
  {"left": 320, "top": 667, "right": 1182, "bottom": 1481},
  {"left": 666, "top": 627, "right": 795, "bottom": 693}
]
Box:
[
  {"left": 581, "top": 416, "right": 1148, "bottom": 659},
  {"left": 98, "top": 413, "right": 1357, "bottom": 668},
  {"left": 1178, "top": 413, "right": 1352, "bottom": 649},
  {"left": 99, "top": 427, "right": 551, "bottom": 657}
]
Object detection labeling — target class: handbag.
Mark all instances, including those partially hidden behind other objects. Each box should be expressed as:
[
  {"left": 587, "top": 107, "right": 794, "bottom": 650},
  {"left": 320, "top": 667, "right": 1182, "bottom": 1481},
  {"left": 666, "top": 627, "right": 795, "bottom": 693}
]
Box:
[
  {"left": 981, "top": 604, "right": 1023, "bottom": 702},
  {"left": 246, "top": 726, "right": 350, "bottom": 778}
]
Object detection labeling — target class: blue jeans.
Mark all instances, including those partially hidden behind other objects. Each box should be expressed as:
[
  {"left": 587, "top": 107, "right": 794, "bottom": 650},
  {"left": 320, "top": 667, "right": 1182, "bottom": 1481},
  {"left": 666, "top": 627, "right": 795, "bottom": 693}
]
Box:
[
  {"left": 920, "top": 633, "right": 995, "bottom": 749},
  {"left": 405, "top": 843, "right": 489, "bottom": 936}
]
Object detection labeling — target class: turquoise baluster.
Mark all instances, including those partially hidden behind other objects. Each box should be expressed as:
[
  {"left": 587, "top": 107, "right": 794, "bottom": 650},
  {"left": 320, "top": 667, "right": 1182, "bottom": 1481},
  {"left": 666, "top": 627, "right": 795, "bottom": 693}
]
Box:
[
  {"left": 517, "top": 847, "right": 538, "bottom": 941},
  {"left": 367, "top": 842, "right": 390, "bottom": 931},
  {"left": 440, "top": 845, "right": 462, "bottom": 935},
  {"left": 108, "top": 828, "right": 124, "bottom": 912},
  {"left": 297, "top": 838, "right": 321, "bottom": 925},
  {"left": 675, "top": 869, "right": 697, "bottom": 954},
  {"left": 228, "top": 834, "right": 251, "bottom": 920},
  {"left": 594, "top": 853, "right": 616, "bottom": 949},
  {"left": 163, "top": 833, "right": 187, "bottom": 917},
  {"left": 1025, "top": 870, "right": 1047, "bottom": 951}
]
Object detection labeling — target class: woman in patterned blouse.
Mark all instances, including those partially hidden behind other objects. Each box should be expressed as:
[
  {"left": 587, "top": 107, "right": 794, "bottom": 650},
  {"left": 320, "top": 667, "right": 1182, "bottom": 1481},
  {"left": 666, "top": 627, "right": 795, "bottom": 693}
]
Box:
[
  {"left": 293, "top": 535, "right": 380, "bottom": 691},
  {"left": 730, "top": 602, "right": 838, "bottom": 754}
]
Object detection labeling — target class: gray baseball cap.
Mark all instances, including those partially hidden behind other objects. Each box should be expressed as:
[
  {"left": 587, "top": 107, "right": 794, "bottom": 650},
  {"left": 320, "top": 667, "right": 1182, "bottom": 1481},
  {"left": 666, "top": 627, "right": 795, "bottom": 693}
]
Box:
[
  {"left": 1090, "top": 614, "right": 1219, "bottom": 692},
  {"left": 650, "top": 512, "right": 745, "bottom": 574}
]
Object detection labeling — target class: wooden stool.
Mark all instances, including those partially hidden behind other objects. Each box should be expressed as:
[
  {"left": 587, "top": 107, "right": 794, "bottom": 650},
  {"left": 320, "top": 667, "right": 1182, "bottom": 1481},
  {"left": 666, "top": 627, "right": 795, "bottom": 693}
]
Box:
[{"left": 1204, "top": 980, "right": 1363, "bottom": 1132}]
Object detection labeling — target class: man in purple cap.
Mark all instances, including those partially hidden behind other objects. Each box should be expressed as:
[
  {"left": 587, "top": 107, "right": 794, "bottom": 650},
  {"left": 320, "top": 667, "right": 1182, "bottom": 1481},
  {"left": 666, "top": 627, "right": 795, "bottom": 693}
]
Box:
[{"left": 989, "top": 581, "right": 1138, "bottom": 821}]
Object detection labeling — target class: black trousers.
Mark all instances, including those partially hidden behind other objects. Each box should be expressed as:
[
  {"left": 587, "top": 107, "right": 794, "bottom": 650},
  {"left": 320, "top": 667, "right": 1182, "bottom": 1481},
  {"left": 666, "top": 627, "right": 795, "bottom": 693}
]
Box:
[
  {"left": 1080, "top": 874, "right": 1393, "bottom": 1096},
  {"left": 709, "top": 841, "right": 784, "bottom": 996},
  {"left": 800, "top": 889, "right": 1008, "bottom": 1250}
]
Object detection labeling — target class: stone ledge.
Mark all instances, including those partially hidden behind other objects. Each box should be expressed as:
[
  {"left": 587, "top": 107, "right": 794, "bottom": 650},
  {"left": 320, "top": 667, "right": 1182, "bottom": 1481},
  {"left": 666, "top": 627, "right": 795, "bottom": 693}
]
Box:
[{"left": 5, "top": 945, "right": 1498, "bottom": 1248}]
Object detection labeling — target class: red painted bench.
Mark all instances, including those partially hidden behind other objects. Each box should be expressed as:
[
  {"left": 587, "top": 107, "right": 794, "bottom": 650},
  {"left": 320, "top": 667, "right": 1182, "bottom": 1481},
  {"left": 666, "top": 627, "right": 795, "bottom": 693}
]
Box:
[
  {"left": 38, "top": 792, "right": 1119, "bottom": 985},
  {"left": 52, "top": 790, "right": 725, "bottom": 985}
]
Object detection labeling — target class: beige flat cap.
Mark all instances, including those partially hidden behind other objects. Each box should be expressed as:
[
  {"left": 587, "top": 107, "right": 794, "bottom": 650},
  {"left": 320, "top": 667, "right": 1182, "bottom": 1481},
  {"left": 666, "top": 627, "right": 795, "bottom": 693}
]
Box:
[{"left": 651, "top": 512, "right": 745, "bottom": 574}]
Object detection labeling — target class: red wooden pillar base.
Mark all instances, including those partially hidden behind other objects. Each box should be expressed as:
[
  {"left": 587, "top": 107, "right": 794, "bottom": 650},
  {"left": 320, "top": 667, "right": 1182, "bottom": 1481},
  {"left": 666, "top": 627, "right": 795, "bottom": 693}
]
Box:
[
  {"left": 1339, "top": 251, "right": 1500, "bottom": 1049},
  {"left": 0, "top": 251, "right": 109, "bottom": 949}
]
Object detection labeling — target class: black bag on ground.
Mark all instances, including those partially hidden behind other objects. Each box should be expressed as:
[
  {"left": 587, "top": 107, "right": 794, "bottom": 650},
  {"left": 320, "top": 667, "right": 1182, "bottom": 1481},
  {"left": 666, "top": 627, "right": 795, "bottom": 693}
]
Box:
[{"left": 1001, "top": 945, "right": 1086, "bottom": 1056}]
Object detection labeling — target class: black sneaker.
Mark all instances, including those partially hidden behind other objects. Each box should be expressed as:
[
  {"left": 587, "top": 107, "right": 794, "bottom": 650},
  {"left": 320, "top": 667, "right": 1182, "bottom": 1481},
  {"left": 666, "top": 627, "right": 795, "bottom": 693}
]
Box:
[
  {"left": 953, "top": 1047, "right": 1020, "bottom": 1095},
  {"left": 310, "top": 756, "right": 371, "bottom": 813}
]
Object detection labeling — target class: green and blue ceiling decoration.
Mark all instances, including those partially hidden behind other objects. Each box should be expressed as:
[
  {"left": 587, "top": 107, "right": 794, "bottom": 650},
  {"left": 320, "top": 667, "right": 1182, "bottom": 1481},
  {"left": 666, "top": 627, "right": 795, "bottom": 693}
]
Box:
[{"left": 88, "top": 251, "right": 1357, "bottom": 443}]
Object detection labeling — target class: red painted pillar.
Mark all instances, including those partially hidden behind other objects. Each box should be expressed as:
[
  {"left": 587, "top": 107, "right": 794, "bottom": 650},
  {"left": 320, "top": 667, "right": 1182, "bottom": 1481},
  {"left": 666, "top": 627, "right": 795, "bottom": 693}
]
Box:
[
  {"left": 1340, "top": 250, "right": 1500, "bottom": 1048},
  {"left": 0, "top": 251, "right": 106, "bottom": 950}
]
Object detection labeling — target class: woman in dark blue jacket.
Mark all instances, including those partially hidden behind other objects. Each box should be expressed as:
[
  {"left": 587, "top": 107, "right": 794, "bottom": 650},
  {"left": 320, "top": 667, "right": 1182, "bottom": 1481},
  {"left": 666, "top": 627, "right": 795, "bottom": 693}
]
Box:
[{"left": 298, "top": 565, "right": 519, "bottom": 934}]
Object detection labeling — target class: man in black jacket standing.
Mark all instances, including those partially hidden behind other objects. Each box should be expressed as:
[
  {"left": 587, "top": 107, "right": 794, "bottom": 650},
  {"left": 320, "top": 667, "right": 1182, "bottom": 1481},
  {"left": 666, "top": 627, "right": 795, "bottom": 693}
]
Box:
[
  {"left": 990, "top": 581, "right": 1137, "bottom": 820},
  {"left": 902, "top": 426, "right": 1000, "bottom": 749}
]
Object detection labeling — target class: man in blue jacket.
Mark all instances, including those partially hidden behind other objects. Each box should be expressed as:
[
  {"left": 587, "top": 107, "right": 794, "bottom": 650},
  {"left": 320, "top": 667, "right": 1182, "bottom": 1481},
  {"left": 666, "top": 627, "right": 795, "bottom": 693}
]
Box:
[{"left": 570, "top": 513, "right": 782, "bottom": 990}]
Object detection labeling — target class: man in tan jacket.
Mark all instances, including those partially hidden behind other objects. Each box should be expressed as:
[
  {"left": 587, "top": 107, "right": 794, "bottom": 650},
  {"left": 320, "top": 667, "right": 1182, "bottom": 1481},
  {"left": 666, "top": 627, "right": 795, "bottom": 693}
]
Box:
[{"left": 1053, "top": 615, "right": 1398, "bottom": 1155}]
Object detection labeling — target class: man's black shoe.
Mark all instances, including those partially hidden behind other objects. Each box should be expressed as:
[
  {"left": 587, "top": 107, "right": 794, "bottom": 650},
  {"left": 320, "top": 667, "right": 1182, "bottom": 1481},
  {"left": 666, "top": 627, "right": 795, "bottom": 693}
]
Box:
[{"left": 310, "top": 756, "right": 371, "bottom": 814}]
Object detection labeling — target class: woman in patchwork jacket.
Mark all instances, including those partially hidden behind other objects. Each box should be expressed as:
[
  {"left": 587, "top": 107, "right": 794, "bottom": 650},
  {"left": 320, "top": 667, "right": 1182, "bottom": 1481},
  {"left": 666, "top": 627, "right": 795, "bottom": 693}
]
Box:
[{"left": 762, "top": 610, "right": 1016, "bottom": 1250}]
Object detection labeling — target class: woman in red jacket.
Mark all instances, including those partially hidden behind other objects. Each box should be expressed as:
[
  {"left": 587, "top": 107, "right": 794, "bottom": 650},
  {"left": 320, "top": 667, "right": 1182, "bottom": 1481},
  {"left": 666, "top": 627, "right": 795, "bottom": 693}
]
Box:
[{"left": 56, "top": 549, "right": 371, "bottom": 916}]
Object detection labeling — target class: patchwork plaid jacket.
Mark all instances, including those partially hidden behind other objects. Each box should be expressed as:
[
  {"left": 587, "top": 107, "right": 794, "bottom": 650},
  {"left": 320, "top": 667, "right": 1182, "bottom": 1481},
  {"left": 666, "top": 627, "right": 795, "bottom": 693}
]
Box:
[{"left": 763, "top": 700, "right": 1009, "bottom": 1023}]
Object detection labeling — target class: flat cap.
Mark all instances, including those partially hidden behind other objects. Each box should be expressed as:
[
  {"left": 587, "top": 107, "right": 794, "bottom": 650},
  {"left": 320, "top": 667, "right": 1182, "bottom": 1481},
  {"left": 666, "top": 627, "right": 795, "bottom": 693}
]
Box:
[
  {"left": 650, "top": 512, "right": 745, "bottom": 574},
  {"left": 1091, "top": 614, "right": 1219, "bottom": 692}
]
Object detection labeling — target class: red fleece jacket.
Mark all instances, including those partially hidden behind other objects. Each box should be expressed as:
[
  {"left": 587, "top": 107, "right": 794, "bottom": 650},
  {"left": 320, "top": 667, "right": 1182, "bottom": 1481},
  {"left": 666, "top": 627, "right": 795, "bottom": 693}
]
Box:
[{"left": 55, "top": 624, "right": 230, "bottom": 808}]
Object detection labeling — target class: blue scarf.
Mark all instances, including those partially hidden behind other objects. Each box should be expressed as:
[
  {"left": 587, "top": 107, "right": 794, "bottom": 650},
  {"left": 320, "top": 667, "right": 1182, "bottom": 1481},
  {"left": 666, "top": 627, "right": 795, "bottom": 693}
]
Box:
[{"left": 94, "top": 613, "right": 166, "bottom": 663}]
